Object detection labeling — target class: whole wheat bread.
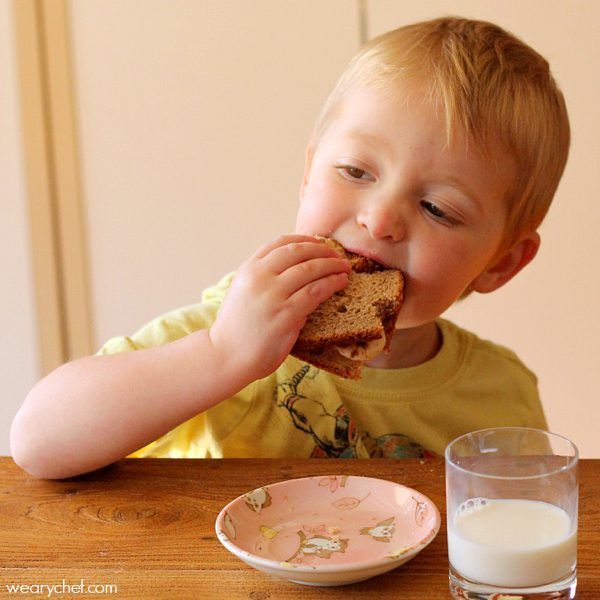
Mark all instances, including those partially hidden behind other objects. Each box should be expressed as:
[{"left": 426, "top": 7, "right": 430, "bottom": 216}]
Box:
[{"left": 291, "top": 238, "right": 403, "bottom": 379}]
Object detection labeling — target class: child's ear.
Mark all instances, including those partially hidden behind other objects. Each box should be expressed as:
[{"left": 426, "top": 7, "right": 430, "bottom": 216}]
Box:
[{"left": 470, "top": 232, "right": 541, "bottom": 294}]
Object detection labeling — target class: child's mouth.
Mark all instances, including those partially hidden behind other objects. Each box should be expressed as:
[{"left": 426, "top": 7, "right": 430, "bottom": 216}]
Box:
[{"left": 343, "top": 245, "right": 398, "bottom": 270}]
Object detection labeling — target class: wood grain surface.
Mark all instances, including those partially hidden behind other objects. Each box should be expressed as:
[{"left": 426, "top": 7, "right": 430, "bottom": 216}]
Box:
[{"left": 1, "top": 457, "right": 598, "bottom": 599}]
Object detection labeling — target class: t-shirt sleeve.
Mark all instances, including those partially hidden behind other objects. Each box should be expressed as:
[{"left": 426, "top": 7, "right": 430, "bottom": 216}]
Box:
[
  {"left": 467, "top": 333, "right": 549, "bottom": 432},
  {"left": 489, "top": 344, "right": 549, "bottom": 431},
  {"left": 94, "top": 273, "right": 235, "bottom": 458},
  {"left": 96, "top": 272, "right": 235, "bottom": 356},
  {"left": 523, "top": 381, "right": 549, "bottom": 430}
]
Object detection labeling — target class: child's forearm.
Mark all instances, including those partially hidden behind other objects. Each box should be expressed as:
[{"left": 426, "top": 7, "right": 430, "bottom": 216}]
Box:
[
  {"left": 11, "top": 236, "right": 350, "bottom": 480},
  {"left": 10, "top": 330, "right": 250, "bottom": 479}
]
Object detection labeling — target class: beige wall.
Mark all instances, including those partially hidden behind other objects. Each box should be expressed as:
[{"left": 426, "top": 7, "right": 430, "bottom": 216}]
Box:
[
  {"left": 68, "top": 0, "right": 359, "bottom": 343},
  {"left": 4, "top": 1, "right": 599, "bottom": 457},
  {"left": 1, "top": 0, "right": 39, "bottom": 455}
]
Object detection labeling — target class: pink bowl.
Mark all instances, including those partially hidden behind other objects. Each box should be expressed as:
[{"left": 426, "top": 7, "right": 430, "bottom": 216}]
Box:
[{"left": 215, "top": 475, "right": 441, "bottom": 586}]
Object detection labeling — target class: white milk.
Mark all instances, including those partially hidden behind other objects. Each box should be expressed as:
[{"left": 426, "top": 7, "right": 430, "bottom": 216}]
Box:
[{"left": 448, "top": 498, "right": 576, "bottom": 587}]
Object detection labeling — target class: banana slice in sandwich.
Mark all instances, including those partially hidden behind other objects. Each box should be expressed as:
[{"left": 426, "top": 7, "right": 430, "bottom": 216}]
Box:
[{"left": 335, "top": 336, "right": 386, "bottom": 361}]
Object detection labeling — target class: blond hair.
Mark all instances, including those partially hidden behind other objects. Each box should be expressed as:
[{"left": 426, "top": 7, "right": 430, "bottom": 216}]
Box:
[{"left": 313, "top": 17, "right": 570, "bottom": 253}]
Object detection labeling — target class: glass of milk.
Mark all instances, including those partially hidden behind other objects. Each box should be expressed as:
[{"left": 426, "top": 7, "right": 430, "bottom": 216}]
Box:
[{"left": 446, "top": 427, "right": 578, "bottom": 599}]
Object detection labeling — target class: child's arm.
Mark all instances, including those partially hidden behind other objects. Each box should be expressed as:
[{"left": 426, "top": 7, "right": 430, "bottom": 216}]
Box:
[{"left": 10, "top": 235, "right": 350, "bottom": 479}]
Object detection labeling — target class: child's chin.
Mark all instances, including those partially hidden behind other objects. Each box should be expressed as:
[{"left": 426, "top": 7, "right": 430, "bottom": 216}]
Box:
[
  {"left": 393, "top": 313, "right": 431, "bottom": 331},
  {"left": 394, "top": 316, "right": 408, "bottom": 330}
]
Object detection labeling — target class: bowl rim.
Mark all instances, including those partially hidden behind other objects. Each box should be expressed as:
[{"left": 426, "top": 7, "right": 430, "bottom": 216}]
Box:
[{"left": 215, "top": 475, "right": 441, "bottom": 575}]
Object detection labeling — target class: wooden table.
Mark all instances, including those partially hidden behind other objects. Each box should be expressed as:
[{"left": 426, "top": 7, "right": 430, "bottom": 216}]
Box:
[{"left": 1, "top": 457, "right": 598, "bottom": 599}]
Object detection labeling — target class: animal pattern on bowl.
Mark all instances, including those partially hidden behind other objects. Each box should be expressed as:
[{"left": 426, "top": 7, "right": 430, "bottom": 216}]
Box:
[{"left": 219, "top": 475, "right": 436, "bottom": 567}]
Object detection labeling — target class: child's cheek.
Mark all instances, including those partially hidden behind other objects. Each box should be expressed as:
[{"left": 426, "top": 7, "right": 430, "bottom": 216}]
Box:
[
  {"left": 296, "top": 193, "right": 339, "bottom": 236},
  {"left": 296, "top": 209, "right": 335, "bottom": 237}
]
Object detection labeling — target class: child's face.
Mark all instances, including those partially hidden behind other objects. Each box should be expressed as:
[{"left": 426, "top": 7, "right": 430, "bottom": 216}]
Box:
[{"left": 296, "top": 82, "right": 515, "bottom": 329}]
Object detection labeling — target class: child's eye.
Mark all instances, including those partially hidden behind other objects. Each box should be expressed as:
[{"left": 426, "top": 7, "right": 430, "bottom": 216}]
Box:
[
  {"left": 336, "top": 165, "right": 375, "bottom": 182},
  {"left": 421, "top": 200, "right": 446, "bottom": 218},
  {"left": 421, "top": 200, "right": 458, "bottom": 225}
]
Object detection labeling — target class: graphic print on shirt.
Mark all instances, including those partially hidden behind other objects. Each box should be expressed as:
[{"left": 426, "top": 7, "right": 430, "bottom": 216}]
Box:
[{"left": 275, "top": 365, "right": 427, "bottom": 458}]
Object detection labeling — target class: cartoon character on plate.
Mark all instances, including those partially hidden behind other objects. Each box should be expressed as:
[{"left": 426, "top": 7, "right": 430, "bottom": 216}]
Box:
[
  {"left": 287, "top": 531, "right": 349, "bottom": 562},
  {"left": 244, "top": 487, "right": 272, "bottom": 513},
  {"left": 360, "top": 517, "right": 396, "bottom": 542}
]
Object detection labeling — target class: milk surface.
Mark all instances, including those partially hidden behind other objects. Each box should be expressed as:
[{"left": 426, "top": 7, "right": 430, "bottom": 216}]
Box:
[{"left": 448, "top": 498, "right": 576, "bottom": 587}]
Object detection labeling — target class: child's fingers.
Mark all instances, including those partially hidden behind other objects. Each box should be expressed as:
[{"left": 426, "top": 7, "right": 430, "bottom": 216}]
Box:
[
  {"left": 261, "top": 240, "right": 344, "bottom": 275},
  {"left": 279, "top": 257, "right": 351, "bottom": 297},
  {"left": 253, "top": 234, "right": 324, "bottom": 260},
  {"left": 287, "top": 272, "right": 349, "bottom": 316}
]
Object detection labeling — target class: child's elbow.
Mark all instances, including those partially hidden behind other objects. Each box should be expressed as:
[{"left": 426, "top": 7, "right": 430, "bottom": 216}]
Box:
[
  {"left": 10, "top": 445, "right": 75, "bottom": 480},
  {"left": 11, "top": 416, "right": 46, "bottom": 479},
  {"left": 10, "top": 411, "right": 69, "bottom": 480}
]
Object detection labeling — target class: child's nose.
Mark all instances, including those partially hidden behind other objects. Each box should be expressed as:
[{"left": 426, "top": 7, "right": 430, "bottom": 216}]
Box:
[{"left": 356, "top": 199, "right": 406, "bottom": 242}]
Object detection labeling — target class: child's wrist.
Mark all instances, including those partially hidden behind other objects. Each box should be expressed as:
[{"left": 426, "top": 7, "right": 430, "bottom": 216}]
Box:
[{"left": 203, "top": 328, "right": 258, "bottom": 393}]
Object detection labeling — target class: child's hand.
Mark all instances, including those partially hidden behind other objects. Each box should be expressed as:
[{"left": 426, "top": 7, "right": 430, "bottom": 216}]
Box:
[{"left": 209, "top": 235, "right": 350, "bottom": 381}]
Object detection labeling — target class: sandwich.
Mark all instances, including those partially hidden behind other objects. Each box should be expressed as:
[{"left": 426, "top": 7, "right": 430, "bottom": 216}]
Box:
[{"left": 290, "top": 238, "right": 404, "bottom": 379}]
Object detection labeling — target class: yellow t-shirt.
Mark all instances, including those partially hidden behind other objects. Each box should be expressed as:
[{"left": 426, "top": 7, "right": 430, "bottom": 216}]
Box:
[{"left": 97, "top": 273, "right": 547, "bottom": 459}]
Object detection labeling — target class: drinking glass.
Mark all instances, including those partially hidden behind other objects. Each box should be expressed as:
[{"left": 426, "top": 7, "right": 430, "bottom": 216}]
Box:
[{"left": 445, "top": 427, "right": 578, "bottom": 599}]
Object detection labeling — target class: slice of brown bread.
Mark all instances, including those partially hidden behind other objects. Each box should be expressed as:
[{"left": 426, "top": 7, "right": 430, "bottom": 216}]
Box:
[{"left": 290, "top": 238, "right": 403, "bottom": 379}]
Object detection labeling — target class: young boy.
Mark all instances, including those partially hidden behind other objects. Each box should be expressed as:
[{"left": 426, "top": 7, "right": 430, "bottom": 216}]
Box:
[{"left": 11, "top": 17, "right": 569, "bottom": 479}]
